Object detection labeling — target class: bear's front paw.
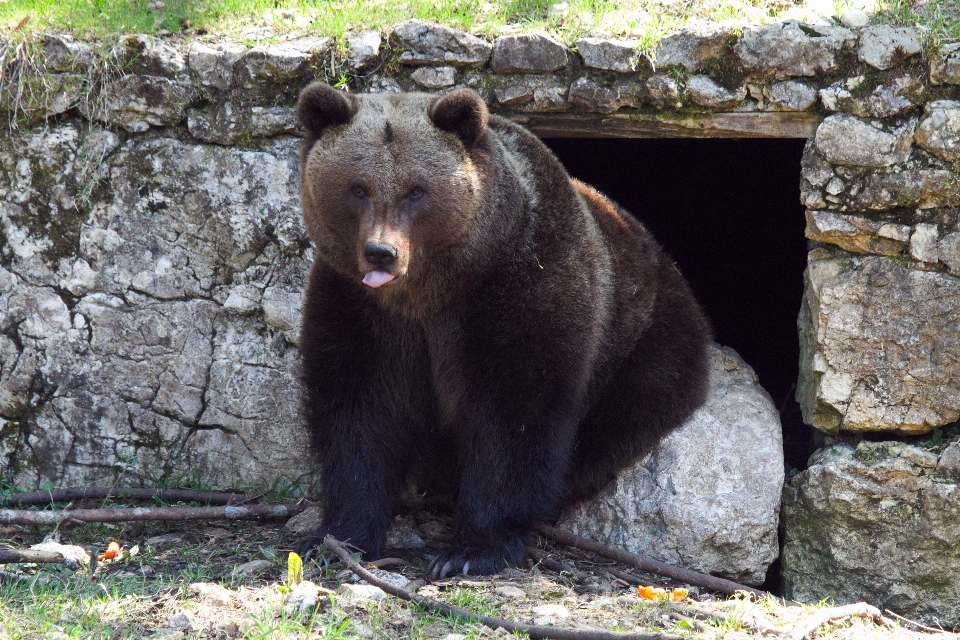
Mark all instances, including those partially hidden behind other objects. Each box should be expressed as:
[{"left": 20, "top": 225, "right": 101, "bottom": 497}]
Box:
[
  {"left": 427, "top": 537, "right": 526, "bottom": 579},
  {"left": 292, "top": 532, "right": 329, "bottom": 558}
]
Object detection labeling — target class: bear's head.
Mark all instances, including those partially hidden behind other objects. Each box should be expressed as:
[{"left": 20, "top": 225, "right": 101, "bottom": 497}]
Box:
[{"left": 296, "top": 83, "right": 495, "bottom": 300}]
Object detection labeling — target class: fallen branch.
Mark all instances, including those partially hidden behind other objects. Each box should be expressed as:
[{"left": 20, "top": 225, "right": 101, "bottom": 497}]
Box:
[
  {"left": 4, "top": 487, "right": 249, "bottom": 507},
  {"left": 884, "top": 609, "right": 956, "bottom": 636},
  {"left": 783, "top": 603, "right": 894, "bottom": 640},
  {"left": 324, "top": 534, "right": 678, "bottom": 640},
  {"left": 0, "top": 503, "right": 306, "bottom": 526},
  {"left": 0, "top": 549, "right": 67, "bottom": 564},
  {"left": 526, "top": 546, "right": 591, "bottom": 583},
  {"left": 537, "top": 524, "right": 782, "bottom": 602}
]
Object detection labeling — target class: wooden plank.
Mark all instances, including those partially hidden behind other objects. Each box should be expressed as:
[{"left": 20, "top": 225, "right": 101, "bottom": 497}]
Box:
[{"left": 512, "top": 112, "right": 822, "bottom": 139}]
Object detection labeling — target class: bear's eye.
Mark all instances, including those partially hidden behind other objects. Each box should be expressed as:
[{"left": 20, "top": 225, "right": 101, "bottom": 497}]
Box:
[
  {"left": 350, "top": 185, "right": 366, "bottom": 198},
  {"left": 408, "top": 187, "right": 424, "bottom": 201}
]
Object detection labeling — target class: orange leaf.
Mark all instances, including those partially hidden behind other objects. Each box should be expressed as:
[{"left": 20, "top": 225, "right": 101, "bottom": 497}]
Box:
[
  {"left": 638, "top": 585, "right": 667, "bottom": 601},
  {"left": 97, "top": 541, "right": 121, "bottom": 562},
  {"left": 669, "top": 587, "right": 689, "bottom": 602}
]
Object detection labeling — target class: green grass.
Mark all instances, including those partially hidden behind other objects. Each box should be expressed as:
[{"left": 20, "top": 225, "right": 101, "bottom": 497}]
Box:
[{"left": 3, "top": 0, "right": 957, "bottom": 51}]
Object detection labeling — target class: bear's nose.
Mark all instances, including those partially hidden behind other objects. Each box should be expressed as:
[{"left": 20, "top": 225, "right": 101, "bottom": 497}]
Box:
[{"left": 363, "top": 242, "right": 398, "bottom": 268}]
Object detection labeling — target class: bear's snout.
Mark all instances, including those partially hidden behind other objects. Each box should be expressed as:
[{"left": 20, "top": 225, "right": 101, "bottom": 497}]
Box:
[{"left": 363, "top": 242, "right": 399, "bottom": 269}]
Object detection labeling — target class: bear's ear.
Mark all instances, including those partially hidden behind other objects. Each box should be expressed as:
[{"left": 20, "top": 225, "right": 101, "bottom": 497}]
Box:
[
  {"left": 428, "top": 88, "right": 488, "bottom": 143},
  {"left": 297, "top": 82, "right": 359, "bottom": 135}
]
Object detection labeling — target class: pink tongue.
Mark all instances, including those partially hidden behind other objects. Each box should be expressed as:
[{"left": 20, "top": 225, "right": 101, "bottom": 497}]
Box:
[{"left": 362, "top": 271, "right": 396, "bottom": 288}]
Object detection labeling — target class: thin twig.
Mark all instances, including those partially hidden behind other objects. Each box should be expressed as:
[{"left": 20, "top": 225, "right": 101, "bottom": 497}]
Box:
[
  {"left": 4, "top": 487, "right": 249, "bottom": 507},
  {"left": 783, "top": 603, "right": 894, "bottom": 640},
  {"left": 0, "top": 503, "right": 306, "bottom": 526},
  {"left": 324, "top": 534, "right": 679, "bottom": 640},
  {"left": 0, "top": 549, "right": 67, "bottom": 564},
  {"left": 537, "top": 524, "right": 789, "bottom": 603},
  {"left": 884, "top": 609, "right": 956, "bottom": 636},
  {"left": 527, "top": 546, "right": 591, "bottom": 583}
]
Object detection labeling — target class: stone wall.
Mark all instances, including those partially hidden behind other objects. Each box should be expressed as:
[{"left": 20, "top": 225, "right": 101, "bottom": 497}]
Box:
[{"left": 4, "top": 15, "right": 960, "bottom": 617}]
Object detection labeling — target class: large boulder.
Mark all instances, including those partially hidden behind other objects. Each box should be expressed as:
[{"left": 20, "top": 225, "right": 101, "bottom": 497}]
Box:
[
  {"left": 783, "top": 438, "right": 960, "bottom": 627},
  {"left": 560, "top": 345, "right": 783, "bottom": 586}
]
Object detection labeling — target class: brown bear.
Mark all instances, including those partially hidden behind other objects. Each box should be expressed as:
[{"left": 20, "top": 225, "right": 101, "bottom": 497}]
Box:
[{"left": 294, "top": 82, "right": 711, "bottom": 578}]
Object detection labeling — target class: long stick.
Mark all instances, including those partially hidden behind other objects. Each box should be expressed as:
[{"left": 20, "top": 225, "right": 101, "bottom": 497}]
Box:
[
  {"left": 324, "top": 534, "right": 679, "bottom": 640},
  {"left": 0, "top": 549, "right": 67, "bottom": 564},
  {"left": 0, "top": 503, "right": 306, "bottom": 526},
  {"left": 4, "top": 487, "right": 249, "bottom": 507},
  {"left": 536, "top": 524, "right": 775, "bottom": 601}
]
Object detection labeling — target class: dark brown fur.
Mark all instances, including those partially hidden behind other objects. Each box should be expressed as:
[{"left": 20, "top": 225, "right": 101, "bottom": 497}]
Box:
[{"left": 294, "top": 84, "right": 711, "bottom": 576}]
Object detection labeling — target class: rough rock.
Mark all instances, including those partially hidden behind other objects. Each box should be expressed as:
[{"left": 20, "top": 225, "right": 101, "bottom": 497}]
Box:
[
  {"left": 0, "top": 124, "right": 314, "bottom": 490},
  {"left": 114, "top": 35, "right": 187, "bottom": 78},
  {"left": 568, "top": 77, "right": 641, "bottom": 113},
  {"left": 491, "top": 33, "right": 568, "bottom": 74},
  {"left": 346, "top": 30, "right": 381, "bottom": 72},
  {"left": 645, "top": 75, "right": 680, "bottom": 107},
  {"left": 769, "top": 80, "right": 817, "bottom": 111},
  {"left": 916, "top": 100, "right": 960, "bottom": 161},
  {"left": 735, "top": 22, "right": 855, "bottom": 79},
  {"left": 798, "top": 247, "right": 960, "bottom": 434},
  {"left": 1, "top": 73, "right": 84, "bottom": 124},
  {"left": 410, "top": 66, "right": 455, "bottom": 89},
  {"left": 340, "top": 584, "right": 387, "bottom": 601},
  {"left": 560, "top": 345, "right": 783, "bottom": 586},
  {"left": 930, "top": 43, "right": 960, "bottom": 86},
  {"left": 685, "top": 75, "right": 745, "bottom": 109},
  {"left": 491, "top": 75, "right": 569, "bottom": 111},
  {"left": 188, "top": 42, "right": 246, "bottom": 91},
  {"left": 654, "top": 21, "right": 734, "bottom": 72},
  {"left": 187, "top": 101, "right": 296, "bottom": 145},
  {"left": 859, "top": 75, "right": 920, "bottom": 118},
  {"left": 839, "top": 9, "right": 869, "bottom": 29},
  {"left": 783, "top": 439, "right": 960, "bottom": 627},
  {"left": 575, "top": 37, "right": 639, "bottom": 73},
  {"left": 858, "top": 25, "right": 921, "bottom": 70},
  {"left": 804, "top": 210, "right": 909, "bottom": 257},
  {"left": 42, "top": 34, "right": 93, "bottom": 72},
  {"left": 90, "top": 75, "right": 197, "bottom": 132},
  {"left": 814, "top": 114, "right": 914, "bottom": 167},
  {"left": 391, "top": 20, "right": 491, "bottom": 67},
  {"left": 240, "top": 37, "right": 329, "bottom": 87}
]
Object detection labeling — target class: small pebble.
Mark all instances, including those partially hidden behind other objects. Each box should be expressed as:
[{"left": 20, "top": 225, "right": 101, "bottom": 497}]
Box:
[{"left": 839, "top": 8, "right": 869, "bottom": 28}]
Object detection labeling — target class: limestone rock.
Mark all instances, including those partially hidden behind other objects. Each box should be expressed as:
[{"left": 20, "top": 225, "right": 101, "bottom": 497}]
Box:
[
  {"left": 0, "top": 125, "right": 314, "bottom": 490},
  {"left": 1, "top": 73, "right": 84, "bottom": 125},
  {"left": 568, "top": 77, "right": 641, "bottom": 114},
  {"left": 798, "top": 247, "right": 960, "bottom": 434},
  {"left": 654, "top": 21, "right": 734, "bottom": 72},
  {"left": 645, "top": 75, "right": 680, "bottom": 107},
  {"left": 804, "top": 210, "right": 909, "bottom": 257},
  {"left": 783, "top": 439, "right": 960, "bottom": 627},
  {"left": 491, "top": 75, "right": 569, "bottom": 111},
  {"left": 43, "top": 34, "right": 93, "bottom": 72},
  {"left": 575, "top": 37, "right": 639, "bottom": 73},
  {"left": 769, "top": 81, "right": 817, "bottom": 111},
  {"left": 814, "top": 114, "right": 914, "bottom": 167},
  {"left": 858, "top": 25, "right": 921, "bottom": 70},
  {"left": 94, "top": 75, "right": 198, "bottom": 132},
  {"left": 240, "top": 37, "right": 329, "bottom": 87},
  {"left": 916, "top": 100, "right": 960, "bottom": 161},
  {"left": 187, "top": 101, "right": 297, "bottom": 145},
  {"left": 410, "top": 66, "right": 455, "bottom": 89},
  {"left": 839, "top": 9, "right": 869, "bottom": 29},
  {"left": 188, "top": 42, "right": 245, "bottom": 91},
  {"left": 560, "top": 344, "right": 783, "bottom": 586},
  {"left": 685, "top": 75, "right": 745, "bottom": 109},
  {"left": 391, "top": 20, "right": 491, "bottom": 67},
  {"left": 346, "top": 31, "right": 381, "bottom": 72},
  {"left": 930, "top": 42, "right": 960, "bottom": 86},
  {"left": 491, "top": 33, "right": 568, "bottom": 74},
  {"left": 735, "top": 22, "right": 855, "bottom": 78},
  {"left": 114, "top": 35, "right": 186, "bottom": 78}
]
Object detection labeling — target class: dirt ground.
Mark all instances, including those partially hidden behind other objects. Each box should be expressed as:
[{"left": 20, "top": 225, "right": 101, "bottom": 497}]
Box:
[{"left": 1, "top": 508, "right": 958, "bottom": 640}]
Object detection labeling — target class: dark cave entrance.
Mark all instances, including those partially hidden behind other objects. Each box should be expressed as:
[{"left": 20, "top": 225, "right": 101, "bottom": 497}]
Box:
[{"left": 542, "top": 137, "right": 810, "bottom": 472}]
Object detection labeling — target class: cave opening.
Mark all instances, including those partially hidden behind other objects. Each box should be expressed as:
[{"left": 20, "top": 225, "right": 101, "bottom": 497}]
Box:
[{"left": 542, "top": 136, "right": 811, "bottom": 472}]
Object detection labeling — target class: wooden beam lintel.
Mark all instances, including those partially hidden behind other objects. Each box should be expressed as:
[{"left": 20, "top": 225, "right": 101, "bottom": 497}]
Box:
[{"left": 513, "top": 112, "right": 822, "bottom": 139}]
